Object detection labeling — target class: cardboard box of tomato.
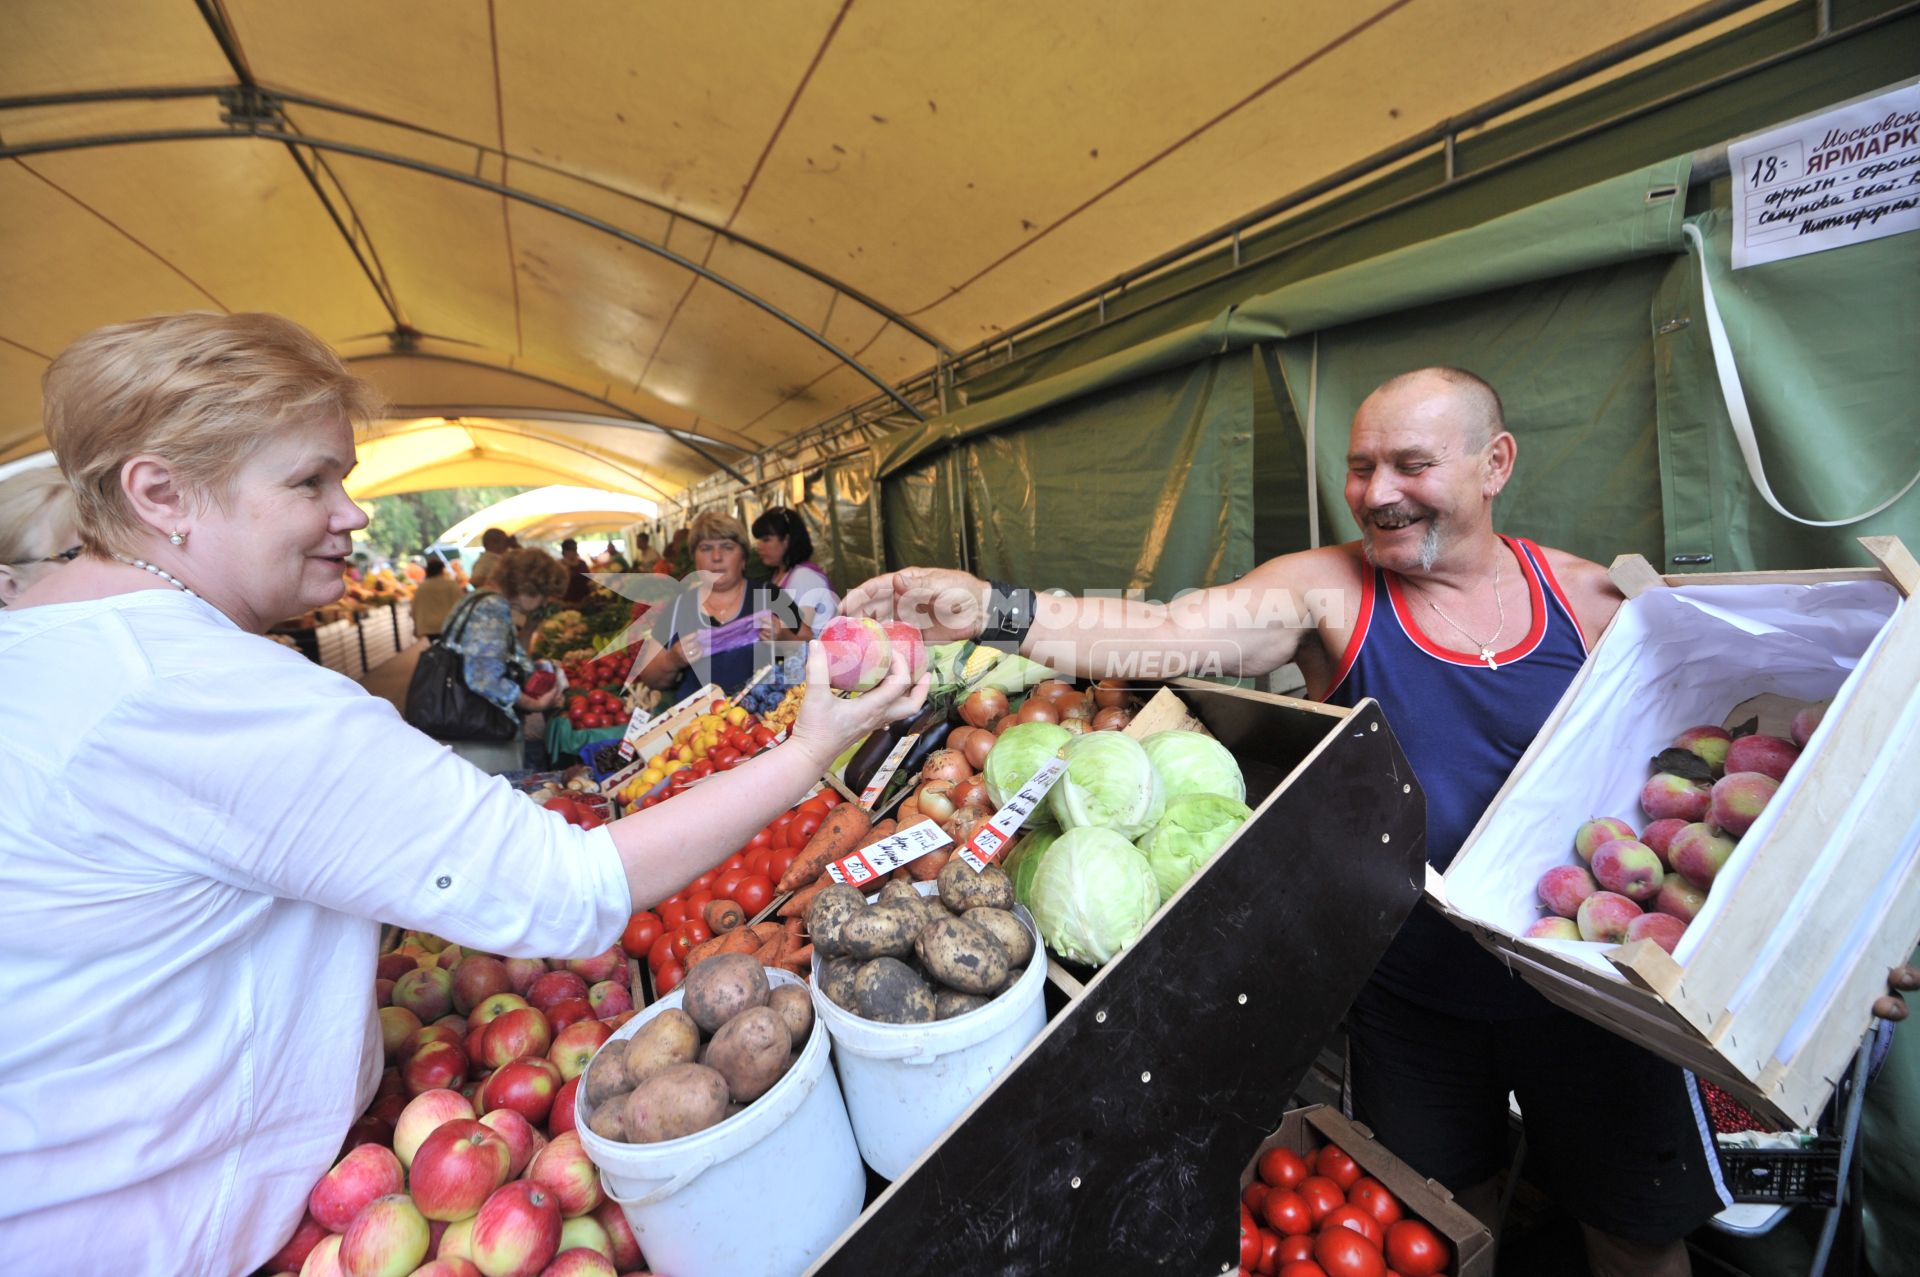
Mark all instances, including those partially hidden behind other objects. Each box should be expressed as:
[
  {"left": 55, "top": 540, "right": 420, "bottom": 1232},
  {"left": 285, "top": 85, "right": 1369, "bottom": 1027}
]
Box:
[{"left": 1238, "top": 1105, "right": 1491, "bottom": 1277}]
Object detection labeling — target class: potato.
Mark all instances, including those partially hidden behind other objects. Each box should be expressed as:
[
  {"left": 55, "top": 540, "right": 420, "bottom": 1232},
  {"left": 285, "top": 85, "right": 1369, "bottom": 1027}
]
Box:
[
  {"left": 819, "top": 956, "right": 860, "bottom": 1011},
  {"left": 623, "top": 1008, "right": 700, "bottom": 1084},
  {"left": 585, "top": 1103, "right": 629, "bottom": 1143},
  {"left": 680, "top": 953, "right": 770, "bottom": 1034},
  {"left": 622, "top": 1062, "right": 731, "bottom": 1143},
  {"left": 915, "top": 915, "right": 1010, "bottom": 996},
  {"left": 934, "top": 989, "right": 991, "bottom": 1020},
  {"left": 841, "top": 905, "right": 920, "bottom": 960},
  {"left": 963, "top": 906, "right": 1035, "bottom": 968},
  {"left": 937, "top": 858, "right": 1015, "bottom": 913},
  {"left": 806, "top": 883, "right": 869, "bottom": 957},
  {"left": 853, "top": 957, "right": 935, "bottom": 1024},
  {"left": 768, "top": 984, "right": 814, "bottom": 1048},
  {"left": 874, "top": 880, "right": 922, "bottom": 911},
  {"left": 704, "top": 1005, "right": 792, "bottom": 1103},
  {"left": 583, "top": 1044, "right": 633, "bottom": 1106}
]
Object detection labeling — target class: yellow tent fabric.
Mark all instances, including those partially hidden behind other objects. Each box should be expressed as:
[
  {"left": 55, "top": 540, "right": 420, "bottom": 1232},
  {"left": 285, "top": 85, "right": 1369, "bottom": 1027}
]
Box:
[
  {"left": 436, "top": 485, "right": 657, "bottom": 547},
  {"left": 0, "top": 0, "right": 1796, "bottom": 495}
]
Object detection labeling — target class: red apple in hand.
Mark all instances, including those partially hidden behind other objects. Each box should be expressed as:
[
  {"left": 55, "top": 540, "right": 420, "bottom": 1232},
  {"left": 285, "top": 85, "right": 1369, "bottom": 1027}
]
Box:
[
  {"left": 409, "top": 1119, "right": 513, "bottom": 1222},
  {"left": 470, "top": 1182, "right": 562, "bottom": 1277},
  {"left": 308, "top": 1143, "right": 404, "bottom": 1231}
]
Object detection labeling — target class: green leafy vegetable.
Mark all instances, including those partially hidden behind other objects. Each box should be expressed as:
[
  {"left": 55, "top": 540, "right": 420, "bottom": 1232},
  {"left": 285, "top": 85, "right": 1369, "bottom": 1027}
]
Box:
[
  {"left": 1136, "top": 793, "right": 1253, "bottom": 903},
  {"left": 1026, "top": 827, "right": 1162, "bottom": 966},
  {"left": 1050, "top": 730, "right": 1164, "bottom": 839},
  {"left": 1140, "top": 730, "right": 1245, "bottom": 804}
]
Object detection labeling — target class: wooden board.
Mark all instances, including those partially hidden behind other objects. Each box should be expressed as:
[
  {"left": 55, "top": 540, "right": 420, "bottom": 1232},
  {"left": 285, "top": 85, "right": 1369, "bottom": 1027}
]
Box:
[{"left": 807, "top": 690, "right": 1426, "bottom": 1274}]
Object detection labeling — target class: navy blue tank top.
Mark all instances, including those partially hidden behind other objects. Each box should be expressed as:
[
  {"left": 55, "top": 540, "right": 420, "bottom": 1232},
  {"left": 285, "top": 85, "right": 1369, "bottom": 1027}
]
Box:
[{"left": 1324, "top": 536, "right": 1589, "bottom": 1019}]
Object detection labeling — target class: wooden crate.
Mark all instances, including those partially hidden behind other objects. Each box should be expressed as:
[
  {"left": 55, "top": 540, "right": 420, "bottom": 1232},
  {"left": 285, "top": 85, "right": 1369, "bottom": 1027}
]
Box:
[
  {"left": 806, "top": 681, "right": 1426, "bottom": 1274},
  {"left": 1434, "top": 536, "right": 1920, "bottom": 1128}
]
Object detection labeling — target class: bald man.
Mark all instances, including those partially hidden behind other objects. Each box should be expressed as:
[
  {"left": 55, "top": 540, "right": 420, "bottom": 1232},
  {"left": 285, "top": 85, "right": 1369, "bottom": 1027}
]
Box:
[{"left": 843, "top": 367, "right": 1722, "bottom": 1275}]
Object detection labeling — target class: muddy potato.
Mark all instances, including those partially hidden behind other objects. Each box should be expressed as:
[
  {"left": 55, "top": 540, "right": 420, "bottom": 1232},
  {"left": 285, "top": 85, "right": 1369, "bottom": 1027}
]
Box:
[
  {"left": 679, "top": 953, "right": 770, "bottom": 1034},
  {"left": 841, "top": 905, "right": 920, "bottom": 960},
  {"left": 705, "top": 1006, "right": 792, "bottom": 1103},
  {"left": 583, "top": 1043, "right": 633, "bottom": 1106},
  {"left": 874, "top": 880, "right": 922, "bottom": 911},
  {"left": 585, "top": 1103, "right": 629, "bottom": 1143},
  {"left": 819, "top": 956, "right": 860, "bottom": 1010},
  {"left": 622, "top": 1062, "right": 731, "bottom": 1143},
  {"left": 937, "top": 858, "right": 1015, "bottom": 913},
  {"left": 806, "top": 884, "right": 869, "bottom": 957},
  {"left": 963, "top": 906, "right": 1035, "bottom": 968},
  {"left": 768, "top": 984, "right": 814, "bottom": 1048},
  {"left": 934, "top": 989, "right": 991, "bottom": 1020},
  {"left": 853, "top": 957, "right": 935, "bottom": 1024},
  {"left": 915, "top": 915, "right": 1010, "bottom": 996},
  {"left": 623, "top": 1008, "right": 700, "bottom": 1084}
]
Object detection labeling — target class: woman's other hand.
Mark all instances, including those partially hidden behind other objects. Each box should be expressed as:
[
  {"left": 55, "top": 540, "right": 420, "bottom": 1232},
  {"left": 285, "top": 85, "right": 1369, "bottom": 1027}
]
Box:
[
  {"left": 838, "top": 567, "right": 991, "bottom": 644},
  {"left": 786, "top": 641, "right": 928, "bottom": 766}
]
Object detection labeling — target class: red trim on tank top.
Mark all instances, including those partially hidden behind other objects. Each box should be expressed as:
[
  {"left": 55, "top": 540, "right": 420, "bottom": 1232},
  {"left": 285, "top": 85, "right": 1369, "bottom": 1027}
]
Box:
[
  {"left": 1520, "top": 537, "right": 1589, "bottom": 655},
  {"left": 1385, "top": 536, "right": 1546, "bottom": 668},
  {"left": 1318, "top": 559, "right": 1374, "bottom": 702}
]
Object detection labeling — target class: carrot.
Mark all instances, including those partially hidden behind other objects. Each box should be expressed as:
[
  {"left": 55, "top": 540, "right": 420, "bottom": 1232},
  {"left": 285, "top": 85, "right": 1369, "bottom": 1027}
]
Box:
[
  {"left": 705, "top": 899, "right": 745, "bottom": 932},
  {"left": 908, "top": 846, "right": 952, "bottom": 882},
  {"left": 683, "top": 935, "right": 726, "bottom": 968},
  {"left": 775, "top": 943, "right": 813, "bottom": 975},
  {"left": 752, "top": 931, "right": 787, "bottom": 967},
  {"left": 855, "top": 819, "right": 898, "bottom": 851},
  {"left": 776, "top": 804, "right": 872, "bottom": 892},
  {"left": 778, "top": 875, "right": 832, "bottom": 919},
  {"left": 748, "top": 920, "right": 783, "bottom": 947},
  {"left": 716, "top": 928, "right": 761, "bottom": 956}
]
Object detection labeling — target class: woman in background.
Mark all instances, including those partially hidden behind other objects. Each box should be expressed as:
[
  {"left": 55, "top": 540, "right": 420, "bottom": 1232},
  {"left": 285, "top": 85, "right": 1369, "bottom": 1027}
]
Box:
[{"left": 0, "top": 468, "right": 79, "bottom": 606}]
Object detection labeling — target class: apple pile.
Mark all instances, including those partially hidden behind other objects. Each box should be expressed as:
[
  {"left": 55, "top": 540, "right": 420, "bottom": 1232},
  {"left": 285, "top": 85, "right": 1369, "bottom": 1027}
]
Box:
[
  {"left": 1239, "top": 1141, "right": 1453, "bottom": 1276},
  {"left": 266, "top": 933, "right": 662, "bottom": 1276},
  {"left": 1529, "top": 702, "right": 1825, "bottom": 952}
]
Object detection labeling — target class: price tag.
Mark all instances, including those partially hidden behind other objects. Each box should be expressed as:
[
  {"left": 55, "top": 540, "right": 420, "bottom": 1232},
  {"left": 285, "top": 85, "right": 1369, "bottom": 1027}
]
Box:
[
  {"left": 957, "top": 757, "right": 1067, "bottom": 872},
  {"left": 614, "top": 706, "right": 653, "bottom": 761},
  {"left": 857, "top": 732, "right": 919, "bottom": 807},
  {"left": 825, "top": 819, "right": 953, "bottom": 886}
]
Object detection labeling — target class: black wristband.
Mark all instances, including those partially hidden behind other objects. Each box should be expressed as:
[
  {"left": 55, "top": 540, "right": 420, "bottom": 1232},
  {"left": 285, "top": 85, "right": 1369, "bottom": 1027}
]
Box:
[{"left": 979, "top": 579, "right": 1037, "bottom": 646}]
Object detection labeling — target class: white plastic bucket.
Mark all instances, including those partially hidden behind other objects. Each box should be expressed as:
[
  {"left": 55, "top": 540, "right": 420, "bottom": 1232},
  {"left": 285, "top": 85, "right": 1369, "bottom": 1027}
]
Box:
[
  {"left": 577, "top": 968, "right": 864, "bottom": 1277},
  {"left": 810, "top": 883, "right": 1048, "bottom": 1179}
]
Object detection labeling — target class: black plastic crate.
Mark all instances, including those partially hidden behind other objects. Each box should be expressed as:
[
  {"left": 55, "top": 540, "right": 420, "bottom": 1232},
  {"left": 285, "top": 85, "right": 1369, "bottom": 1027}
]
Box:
[{"left": 1719, "top": 1137, "right": 1844, "bottom": 1206}]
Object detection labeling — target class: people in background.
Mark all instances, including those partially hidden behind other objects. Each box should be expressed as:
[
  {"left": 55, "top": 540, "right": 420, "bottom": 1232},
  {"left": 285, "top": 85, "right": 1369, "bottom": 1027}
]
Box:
[
  {"left": 0, "top": 468, "right": 80, "bottom": 607},
  {"left": 559, "top": 536, "right": 591, "bottom": 604},
  {"left": 467, "top": 527, "right": 509, "bottom": 589},
  {"left": 635, "top": 512, "right": 809, "bottom": 702},
  {"left": 409, "top": 554, "right": 462, "bottom": 639},
  {"left": 441, "top": 547, "right": 568, "bottom": 773},
  {"left": 602, "top": 540, "right": 629, "bottom": 571},
  {"left": 634, "top": 531, "right": 662, "bottom": 572},
  {"left": 0, "top": 310, "right": 926, "bottom": 1275},
  {"left": 752, "top": 507, "right": 837, "bottom": 639}
]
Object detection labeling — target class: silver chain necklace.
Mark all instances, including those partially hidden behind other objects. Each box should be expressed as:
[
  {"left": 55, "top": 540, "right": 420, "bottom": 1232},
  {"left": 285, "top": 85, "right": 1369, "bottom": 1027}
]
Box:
[
  {"left": 110, "top": 552, "right": 200, "bottom": 599},
  {"left": 1414, "top": 556, "right": 1505, "bottom": 669}
]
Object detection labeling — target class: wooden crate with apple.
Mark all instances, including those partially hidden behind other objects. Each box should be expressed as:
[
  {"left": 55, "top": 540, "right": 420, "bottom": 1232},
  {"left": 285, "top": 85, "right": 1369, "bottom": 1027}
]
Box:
[{"left": 1433, "top": 536, "right": 1920, "bottom": 1129}]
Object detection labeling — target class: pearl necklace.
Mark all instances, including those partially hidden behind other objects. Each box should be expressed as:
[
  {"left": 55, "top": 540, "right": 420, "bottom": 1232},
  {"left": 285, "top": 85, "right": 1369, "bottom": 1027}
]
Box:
[{"left": 110, "top": 552, "right": 200, "bottom": 599}]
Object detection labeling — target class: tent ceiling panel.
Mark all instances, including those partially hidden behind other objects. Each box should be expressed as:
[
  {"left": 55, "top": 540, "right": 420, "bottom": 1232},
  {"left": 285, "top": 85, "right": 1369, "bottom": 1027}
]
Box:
[
  {"left": 737, "top": 324, "right": 938, "bottom": 442},
  {"left": 2, "top": 0, "right": 231, "bottom": 98},
  {"left": 349, "top": 417, "right": 696, "bottom": 500},
  {"left": 0, "top": 342, "right": 52, "bottom": 464}
]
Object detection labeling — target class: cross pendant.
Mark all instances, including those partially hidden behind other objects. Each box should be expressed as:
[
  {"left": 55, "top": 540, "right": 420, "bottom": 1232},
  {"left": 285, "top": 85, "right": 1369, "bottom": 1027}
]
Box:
[{"left": 1479, "top": 647, "right": 1499, "bottom": 670}]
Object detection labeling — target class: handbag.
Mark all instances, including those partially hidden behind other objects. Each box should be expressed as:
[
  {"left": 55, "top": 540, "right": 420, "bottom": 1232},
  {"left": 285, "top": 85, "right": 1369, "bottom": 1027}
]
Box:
[{"left": 403, "top": 591, "right": 520, "bottom": 742}]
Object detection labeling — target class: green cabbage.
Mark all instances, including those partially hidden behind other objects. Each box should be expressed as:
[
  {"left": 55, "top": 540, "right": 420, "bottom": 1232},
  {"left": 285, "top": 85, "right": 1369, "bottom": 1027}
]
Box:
[
  {"left": 1026, "top": 827, "right": 1162, "bottom": 966},
  {"left": 1136, "top": 793, "right": 1253, "bottom": 903},
  {"left": 1141, "top": 730, "right": 1245, "bottom": 804},
  {"left": 1003, "top": 826, "right": 1061, "bottom": 911},
  {"left": 984, "top": 721, "right": 1071, "bottom": 809},
  {"left": 1049, "top": 730, "right": 1164, "bottom": 838}
]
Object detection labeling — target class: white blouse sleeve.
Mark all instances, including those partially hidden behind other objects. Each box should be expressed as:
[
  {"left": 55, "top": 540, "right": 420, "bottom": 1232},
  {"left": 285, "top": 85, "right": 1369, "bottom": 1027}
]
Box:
[{"left": 72, "top": 662, "right": 633, "bottom": 959}]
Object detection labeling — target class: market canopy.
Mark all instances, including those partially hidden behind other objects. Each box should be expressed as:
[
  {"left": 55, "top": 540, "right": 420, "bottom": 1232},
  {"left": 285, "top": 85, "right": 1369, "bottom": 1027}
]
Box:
[
  {"left": 436, "top": 484, "right": 658, "bottom": 548},
  {"left": 1, "top": 0, "right": 1797, "bottom": 496}
]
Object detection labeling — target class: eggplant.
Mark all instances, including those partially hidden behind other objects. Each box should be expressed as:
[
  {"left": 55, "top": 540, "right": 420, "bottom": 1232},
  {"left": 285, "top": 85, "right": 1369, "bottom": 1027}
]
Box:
[
  {"left": 843, "top": 717, "right": 912, "bottom": 796},
  {"left": 897, "top": 715, "right": 955, "bottom": 778}
]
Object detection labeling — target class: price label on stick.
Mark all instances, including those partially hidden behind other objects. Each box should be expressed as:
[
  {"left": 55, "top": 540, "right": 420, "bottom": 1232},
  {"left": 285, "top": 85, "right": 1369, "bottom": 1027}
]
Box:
[
  {"left": 614, "top": 706, "right": 653, "bottom": 761},
  {"left": 825, "top": 820, "right": 953, "bottom": 886},
  {"left": 958, "top": 757, "right": 1067, "bottom": 872},
  {"left": 857, "top": 732, "right": 919, "bottom": 808}
]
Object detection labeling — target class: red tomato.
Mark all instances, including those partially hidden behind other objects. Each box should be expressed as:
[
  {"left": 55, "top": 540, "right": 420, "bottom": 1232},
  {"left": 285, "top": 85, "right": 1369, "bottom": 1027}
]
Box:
[
  {"left": 1296, "top": 1177, "right": 1345, "bottom": 1226},
  {"left": 723, "top": 853, "right": 747, "bottom": 872},
  {"left": 692, "top": 759, "right": 715, "bottom": 778},
  {"left": 751, "top": 725, "right": 778, "bottom": 748},
  {"left": 1278, "top": 1235, "right": 1316, "bottom": 1266},
  {"left": 668, "top": 920, "right": 711, "bottom": 960},
  {"left": 1242, "top": 1181, "right": 1270, "bottom": 1216},
  {"left": 1322, "top": 1206, "right": 1384, "bottom": 1249},
  {"left": 653, "top": 961, "right": 686, "bottom": 995},
  {"left": 712, "top": 747, "right": 741, "bottom": 769},
  {"left": 734, "top": 874, "right": 774, "bottom": 916},
  {"left": 1277, "top": 1262, "right": 1328, "bottom": 1277},
  {"left": 685, "top": 889, "right": 714, "bottom": 919},
  {"left": 1315, "top": 1145, "right": 1362, "bottom": 1192},
  {"left": 745, "top": 828, "right": 773, "bottom": 854},
  {"left": 745, "top": 848, "right": 775, "bottom": 880},
  {"left": 1260, "top": 1189, "right": 1312, "bottom": 1237},
  {"left": 1347, "top": 1178, "right": 1402, "bottom": 1229},
  {"left": 818, "top": 789, "right": 842, "bottom": 809},
  {"left": 619, "top": 911, "right": 663, "bottom": 958},
  {"left": 1239, "top": 1207, "right": 1260, "bottom": 1271},
  {"left": 647, "top": 931, "right": 677, "bottom": 971},
  {"left": 714, "top": 869, "right": 748, "bottom": 901},
  {"left": 1257, "top": 1229, "right": 1281, "bottom": 1275},
  {"left": 1259, "top": 1147, "right": 1310, "bottom": 1190},
  {"left": 1383, "top": 1221, "right": 1449, "bottom": 1277},
  {"left": 788, "top": 812, "right": 824, "bottom": 848},
  {"left": 692, "top": 872, "right": 716, "bottom": 893},
  {"left": 769, "top": 849, "right": 799, "bottom": 884},
  {"left": 799, "top": 793, "right": 832, "bottom": 816},
  {"left": 1312, "top": 1228, "right": 1385, "bottom": 1277}
]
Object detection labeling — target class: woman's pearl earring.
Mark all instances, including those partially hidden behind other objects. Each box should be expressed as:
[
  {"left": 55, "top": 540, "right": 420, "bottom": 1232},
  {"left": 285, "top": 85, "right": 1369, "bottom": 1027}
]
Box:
[{"left": 170, "top": 530, "right": 186, "bottom": 546}]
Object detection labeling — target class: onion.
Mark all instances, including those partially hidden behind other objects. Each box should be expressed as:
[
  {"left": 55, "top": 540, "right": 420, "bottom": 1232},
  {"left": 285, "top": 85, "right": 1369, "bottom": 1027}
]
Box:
[
  {"left": 920, "top": 749, "right": 971, "bottom": 785},
  {"left": 1058, "top": 717, "right": 1089, "bottom": 735},
  {"left": 951, "top": 775, "right": 988, "bottom": 811},
  {"left": 1093, "top": 679, "right": 1135, "bottom": 710},
  {"left": 1058, "top": 695, "right": 1093, "bottom": 722},
  {"left": 961, "top": 688, "right": 1009, "bottom": 728},
  {"left": 1016, "top": 699, "right": 1060, "bottom": 725},
  {"left": 959, "top": 726, "right": 995, "bottom": 770},
  {"left": 1034, "top": 680, "right": 1080, "bottom": 708},
  {"left": 1092, "top": 706, "right": 1133, "bottom": 732},
  {"left": 948, "top": 807, "right": 988, "bottom": 848},
  {"left": 917, "top": 781, "right": 957, "bottom": 824},
  {"left": 992, "top": 714, "right": 1019, "bottom": 735}
]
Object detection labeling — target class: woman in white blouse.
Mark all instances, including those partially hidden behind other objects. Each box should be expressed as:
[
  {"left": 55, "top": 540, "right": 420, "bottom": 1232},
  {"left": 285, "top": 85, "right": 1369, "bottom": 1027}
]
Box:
[{"left": 0, "top": 313, "right": 924, "bottom": 1275}]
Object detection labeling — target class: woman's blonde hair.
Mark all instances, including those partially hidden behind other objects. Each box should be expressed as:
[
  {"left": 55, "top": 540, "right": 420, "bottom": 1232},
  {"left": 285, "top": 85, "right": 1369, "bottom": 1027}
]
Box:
[
  {"left": 42, "top": 313, "right": 383, "bottom": 554},
  {"left": 0, "top": 467, "right": 78, "bottom": 566},
  {"left": 688, "top": 511, "right": 750, "bottom": 558},
  {"left": 494, "top": 548, "right": 570, "bottom": 600}
]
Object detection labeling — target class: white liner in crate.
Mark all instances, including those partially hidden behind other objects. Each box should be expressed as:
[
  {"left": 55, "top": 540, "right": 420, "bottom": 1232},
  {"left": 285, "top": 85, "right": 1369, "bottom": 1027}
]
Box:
[{"left": 1441, "top": 577, "right": 1906, "bottom": 1074}]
